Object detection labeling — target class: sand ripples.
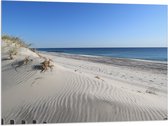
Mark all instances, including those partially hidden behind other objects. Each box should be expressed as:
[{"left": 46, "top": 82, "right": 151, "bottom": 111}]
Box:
[
  {"left": 2, "top": 55, "right": 167, "bottom": 124},
  {"left": 2, "top": 68, "right": 167, "bottom": 124}
]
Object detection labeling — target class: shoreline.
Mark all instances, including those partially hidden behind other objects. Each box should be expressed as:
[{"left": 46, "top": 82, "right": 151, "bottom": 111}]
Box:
[
  {"left": 40, "top": 51, "right": 167, "bottom": 63},
  {"left": 37, "top": 47, "right": 167, "bottom": 63},
  {"left": 40, "top": 51, "right": 167, "bottom": 75}
]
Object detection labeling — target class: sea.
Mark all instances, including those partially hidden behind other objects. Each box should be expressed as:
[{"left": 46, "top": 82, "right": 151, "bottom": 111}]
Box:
[{"left": 37, "top": 48, "right": 167, "bottom": 62}]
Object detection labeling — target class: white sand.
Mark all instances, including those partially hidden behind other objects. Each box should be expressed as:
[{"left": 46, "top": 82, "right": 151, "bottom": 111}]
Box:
[{"left": 1, "top": 46, "right": 167, "bottom": 124}]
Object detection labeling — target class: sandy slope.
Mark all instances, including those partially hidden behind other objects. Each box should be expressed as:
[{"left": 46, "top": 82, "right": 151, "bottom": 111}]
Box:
[{"left": 1, "top": 49, "right": 167, "bottom": 124}]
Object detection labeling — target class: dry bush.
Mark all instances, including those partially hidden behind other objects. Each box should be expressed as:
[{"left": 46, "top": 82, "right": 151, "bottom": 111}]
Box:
[{"left": 40, "top": 59, "right": 54, "bottom": 72}]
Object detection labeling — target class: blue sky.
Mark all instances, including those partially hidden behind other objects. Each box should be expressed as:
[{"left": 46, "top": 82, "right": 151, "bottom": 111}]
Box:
[{"left": 2, "top": 1, "right": 167, "bottom": 48}]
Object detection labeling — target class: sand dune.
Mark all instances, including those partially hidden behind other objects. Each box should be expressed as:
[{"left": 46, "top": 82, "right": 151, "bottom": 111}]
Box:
[{"left": 1, "top": 49, "right": 167, "bottom": 124}]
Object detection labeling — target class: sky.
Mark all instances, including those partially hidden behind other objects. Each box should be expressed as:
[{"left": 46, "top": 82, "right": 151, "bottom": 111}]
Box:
[{"left": 2, "top": 1, "right": 167, "bottom": 48}]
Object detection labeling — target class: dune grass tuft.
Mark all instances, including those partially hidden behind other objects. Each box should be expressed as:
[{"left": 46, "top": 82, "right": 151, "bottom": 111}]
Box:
[
  {"left": 2, "top": 35, "right": 33, "bottom": 60},
  {"left": 8, "top": 47, "right": 18, "bottom": 60},
  {"left": 2, "top": 35, "right": 32, "bottom": 48}
]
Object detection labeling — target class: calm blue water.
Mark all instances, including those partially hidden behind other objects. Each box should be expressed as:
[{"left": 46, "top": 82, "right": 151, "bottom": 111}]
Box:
[{"left": 37, "top": 48, "right": 167, "bottom": 61}]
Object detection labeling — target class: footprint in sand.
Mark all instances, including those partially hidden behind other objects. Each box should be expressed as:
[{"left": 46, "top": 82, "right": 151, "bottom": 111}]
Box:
[
  {"left": 137, "top": 90, "right": 142, "bottom": 93},
  {"left": 31, "top": 77, "right": 43, "bottom": 87},
  {"left": 95, "top": 76, "right": 104, "bottom": 82}
]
